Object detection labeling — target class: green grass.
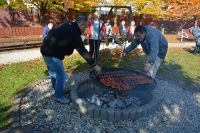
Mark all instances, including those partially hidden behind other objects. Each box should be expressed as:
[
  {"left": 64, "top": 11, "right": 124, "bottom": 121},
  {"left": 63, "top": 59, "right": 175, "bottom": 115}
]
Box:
[{"left": 0, "top": 47, "right": 200, "bottom": 130}]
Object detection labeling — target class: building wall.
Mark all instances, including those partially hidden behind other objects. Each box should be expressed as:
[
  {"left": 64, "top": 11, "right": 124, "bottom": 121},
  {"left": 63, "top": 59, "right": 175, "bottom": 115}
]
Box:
[{"left": 0, "top": 8, "right": 40, "bottom": 27}]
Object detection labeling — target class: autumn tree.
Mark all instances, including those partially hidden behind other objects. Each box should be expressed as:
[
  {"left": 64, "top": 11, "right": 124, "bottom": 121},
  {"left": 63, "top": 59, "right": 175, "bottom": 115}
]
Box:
[
  {"left": 163, "top": 0, "right": 200, "bottom": 21},
  {"left": 131, "top": 0, "right": 165, "bottom": 18},
  {"left": 31, "top": 0, "right": 101, "bottom": 24},
  {"left": 63, "top": 0, "right": 100, "bottom": 12},
  {"left": 30, "top": 0, "right": 66, "bottom": 24}
]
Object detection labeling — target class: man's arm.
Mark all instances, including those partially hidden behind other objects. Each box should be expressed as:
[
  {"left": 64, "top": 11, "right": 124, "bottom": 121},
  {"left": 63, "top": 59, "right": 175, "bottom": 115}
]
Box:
[
  {"left": 124, "top": 38, "right": 140, "bottom": 55},
  {"left": 75, "top": 41, "right": 95, "bottom": 65},
  {"left": 74, "top": 39, "right": 101, "bottom": 73}
]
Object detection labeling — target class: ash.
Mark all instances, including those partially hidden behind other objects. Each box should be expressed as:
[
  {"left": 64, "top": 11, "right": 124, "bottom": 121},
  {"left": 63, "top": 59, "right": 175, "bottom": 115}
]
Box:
[{"left": 85, "top": 90, "right": 141, "bottom": 109}]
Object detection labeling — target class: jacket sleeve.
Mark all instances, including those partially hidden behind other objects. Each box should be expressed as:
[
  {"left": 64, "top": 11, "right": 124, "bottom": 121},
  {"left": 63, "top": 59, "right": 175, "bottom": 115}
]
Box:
[
  {"left": 147, "top": 34, "right": 159, "bottom": 63},
  {"left": 124, "top": 38, "right": 140, "bottom": 54},
  {"left": 74, "top": 37, "right": 95, "bottom": 65}
]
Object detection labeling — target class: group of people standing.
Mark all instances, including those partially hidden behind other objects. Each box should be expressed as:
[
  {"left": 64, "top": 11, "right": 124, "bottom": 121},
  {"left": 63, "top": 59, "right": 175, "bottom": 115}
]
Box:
[{"left": 40, "top": 11, "right": 169, "bottom": 105}]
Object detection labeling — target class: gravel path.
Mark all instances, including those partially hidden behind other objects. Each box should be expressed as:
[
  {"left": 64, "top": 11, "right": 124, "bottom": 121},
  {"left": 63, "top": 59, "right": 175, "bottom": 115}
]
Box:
[
  {"left": 0, "top": 42, "right": 195, "bottom": 65},
  {"left": 19, "top": 71, "right": 200, "bottom": 133}
]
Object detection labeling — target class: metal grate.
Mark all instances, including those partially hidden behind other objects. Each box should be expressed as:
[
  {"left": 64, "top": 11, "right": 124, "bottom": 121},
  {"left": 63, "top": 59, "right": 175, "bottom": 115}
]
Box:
[{"left": 90, "top": 68, "right": 154, "bottom": 91}]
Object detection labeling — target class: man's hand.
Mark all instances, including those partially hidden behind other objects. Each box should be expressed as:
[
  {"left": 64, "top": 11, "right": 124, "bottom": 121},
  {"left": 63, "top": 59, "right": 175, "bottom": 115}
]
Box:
[
  {"left": 93, "top": 65, "right": 102, "bottom": 74},
  {"left": 144, "top": 63, "right": 153, "bottom": 72}
]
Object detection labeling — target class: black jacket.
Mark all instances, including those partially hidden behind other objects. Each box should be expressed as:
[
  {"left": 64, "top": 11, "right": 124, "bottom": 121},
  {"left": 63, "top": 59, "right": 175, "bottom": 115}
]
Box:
[{"left": 40, "top": 21, "right": 95, "bottom": 65}]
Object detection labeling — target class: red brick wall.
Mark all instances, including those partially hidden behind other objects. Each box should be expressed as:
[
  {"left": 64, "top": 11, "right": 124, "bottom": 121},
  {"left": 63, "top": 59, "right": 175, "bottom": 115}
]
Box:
[{"left": 0, "top": 27, "right": 43, "bottom": 37}]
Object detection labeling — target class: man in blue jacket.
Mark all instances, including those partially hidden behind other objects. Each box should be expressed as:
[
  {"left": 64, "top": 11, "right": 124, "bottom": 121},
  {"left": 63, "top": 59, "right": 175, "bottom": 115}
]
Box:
[
  {"left": 122, "top": 25, "right": 168, "bottom": 78},
  {"left": 41, "top": 16, "right": 101, "bottom": 104}
]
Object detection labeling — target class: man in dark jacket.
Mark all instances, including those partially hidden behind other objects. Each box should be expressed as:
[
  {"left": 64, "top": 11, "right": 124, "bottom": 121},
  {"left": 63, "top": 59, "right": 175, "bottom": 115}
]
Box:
[
  {"left": 41, "top": 16, "right": 101, "bottom": 104},
  {"left": 122, "top": 25, "right": 168, "bottom": 78}
]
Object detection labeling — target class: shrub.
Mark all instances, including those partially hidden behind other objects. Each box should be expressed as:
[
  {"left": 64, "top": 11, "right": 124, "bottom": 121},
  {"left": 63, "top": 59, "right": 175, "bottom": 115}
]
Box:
[{"left": 0, "top": 0, "right": 7, "bottom": 7}]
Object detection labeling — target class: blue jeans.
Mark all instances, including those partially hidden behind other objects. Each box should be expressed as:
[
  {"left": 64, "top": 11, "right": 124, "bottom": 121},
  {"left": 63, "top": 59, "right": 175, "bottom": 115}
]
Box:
[{"left": 43, "top": 56, "right": 67, "bottom": 98}]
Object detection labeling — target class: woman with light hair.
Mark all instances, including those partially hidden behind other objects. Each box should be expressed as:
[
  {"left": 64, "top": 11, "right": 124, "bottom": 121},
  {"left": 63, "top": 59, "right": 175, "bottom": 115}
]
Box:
[{"left": 87, "top": 11, "right": 106, "bottom": 60}]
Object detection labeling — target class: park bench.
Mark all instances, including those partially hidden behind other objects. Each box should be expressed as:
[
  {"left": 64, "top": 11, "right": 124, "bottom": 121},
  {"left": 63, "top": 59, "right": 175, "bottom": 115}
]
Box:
[{"left": 178, "top": 29, "right": 195, "bottom": 42}]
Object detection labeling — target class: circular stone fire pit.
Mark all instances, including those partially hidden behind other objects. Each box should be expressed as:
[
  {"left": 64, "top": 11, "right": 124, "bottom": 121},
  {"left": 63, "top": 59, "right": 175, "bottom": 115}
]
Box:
[{"left": 71, "top": 68, "right": 162, "bottom": 120}]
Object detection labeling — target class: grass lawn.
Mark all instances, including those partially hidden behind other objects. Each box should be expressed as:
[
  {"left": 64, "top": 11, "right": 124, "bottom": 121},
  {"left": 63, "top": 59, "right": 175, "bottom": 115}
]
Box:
[{"left": 0, "top": 47, "right": 200, "bottom": 130}]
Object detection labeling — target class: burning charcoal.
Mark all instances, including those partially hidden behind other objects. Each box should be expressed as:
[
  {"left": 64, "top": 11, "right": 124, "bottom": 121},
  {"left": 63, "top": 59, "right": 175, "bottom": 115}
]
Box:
[
  {"left": 102, "top": 103, "right": 108, "bottom": 108},
  {"left": 108, "top": 99, "right": 125, "bottom": 108},
  {"left": 108, "top": 99, "right": 119, "bottom": 108},
  {"left": 96, "top": 98, "right": 102, "bottom": 106},
  {"left": 132, "top": 97, "right": 141, "bottom": 106},
  {"left": 99, "top": 94, "right": 111, "bottom": 103},
  {"left": 91, "top": 95, "right": 98, "bottom": 103},
  {"left": 87, "top": 98, "right": 92, "bottom": 103},
  {"left": 115, "top": 99, "right": 126, "bottom": 108},
  {"left": 91, "top": 95, "right": 102, "bottom": 107},
  {"left": 124, "top": 96, "right": 135, "bottom": 106}
]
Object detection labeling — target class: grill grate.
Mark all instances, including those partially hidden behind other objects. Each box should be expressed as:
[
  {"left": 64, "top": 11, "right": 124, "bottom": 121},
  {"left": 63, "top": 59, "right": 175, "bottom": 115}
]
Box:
[{"left": 90, "top": 69, "right": 154, "bottom": 91}]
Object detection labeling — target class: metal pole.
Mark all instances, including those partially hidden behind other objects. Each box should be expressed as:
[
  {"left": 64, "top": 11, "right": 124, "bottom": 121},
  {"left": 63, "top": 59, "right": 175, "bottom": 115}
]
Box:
[{"left": 95, "top": 7, "right": 101, "bottom": 64}]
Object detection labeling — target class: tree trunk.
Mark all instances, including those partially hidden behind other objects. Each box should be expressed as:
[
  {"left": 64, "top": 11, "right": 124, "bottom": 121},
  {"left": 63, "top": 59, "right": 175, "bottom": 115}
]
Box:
[{"left": 39, "top": 9, "right": 45, "bottom": 25}]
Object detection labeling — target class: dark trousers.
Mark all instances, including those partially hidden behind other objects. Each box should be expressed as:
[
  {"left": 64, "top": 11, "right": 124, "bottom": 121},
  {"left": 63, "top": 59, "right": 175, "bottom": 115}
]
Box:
[
  {"left": 112, "top": 34, "right": 123, "bottom": 45},
  {"left": 89, "top": 39, "right": 100, "bottom": 61},
  {"left": 105, "top": 34, "right": 110, "bottom": 46}
]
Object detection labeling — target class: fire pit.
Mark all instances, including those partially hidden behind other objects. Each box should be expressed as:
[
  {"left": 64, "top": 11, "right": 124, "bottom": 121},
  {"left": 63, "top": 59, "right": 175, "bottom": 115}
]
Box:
[{"left": 71, "top": 68, "right": 161, "bottom": 120}]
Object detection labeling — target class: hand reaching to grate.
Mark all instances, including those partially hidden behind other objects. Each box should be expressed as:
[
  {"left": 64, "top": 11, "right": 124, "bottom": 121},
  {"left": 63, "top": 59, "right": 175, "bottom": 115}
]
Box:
[{"left": 93, "top": 65, "right": 102, "bottom": 74}]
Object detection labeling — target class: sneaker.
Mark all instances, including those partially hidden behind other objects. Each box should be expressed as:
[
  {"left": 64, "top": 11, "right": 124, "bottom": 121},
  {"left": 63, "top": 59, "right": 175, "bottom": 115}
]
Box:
[{"left": 55, "top": 97, "right": 70, "bottom": 104}]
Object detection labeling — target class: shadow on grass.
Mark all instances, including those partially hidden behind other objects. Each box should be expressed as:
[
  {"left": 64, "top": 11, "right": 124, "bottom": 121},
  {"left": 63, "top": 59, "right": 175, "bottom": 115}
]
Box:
[
  {"left": 0, "top": 104, "right": 12, "bottom": 130},
  {"left": 159, "top": 61, "right": 199, "bottom": 89}
]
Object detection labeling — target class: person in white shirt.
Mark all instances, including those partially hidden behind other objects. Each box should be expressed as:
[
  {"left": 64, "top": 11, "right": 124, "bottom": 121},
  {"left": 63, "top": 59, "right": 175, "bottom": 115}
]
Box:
[
  {"left": 87, "top": 12, "right": 106, "bottom": 60},
  {"left": 105, "top": 20, "right": 113, "bottom": 46}
]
